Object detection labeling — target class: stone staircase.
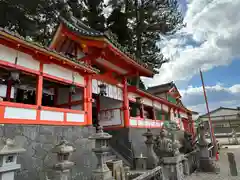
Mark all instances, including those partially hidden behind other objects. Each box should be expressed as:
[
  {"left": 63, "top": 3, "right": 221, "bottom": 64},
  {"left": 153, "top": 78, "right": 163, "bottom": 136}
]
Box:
[{"left": 105, "top": 146, "right": 132, "bottom": 168}]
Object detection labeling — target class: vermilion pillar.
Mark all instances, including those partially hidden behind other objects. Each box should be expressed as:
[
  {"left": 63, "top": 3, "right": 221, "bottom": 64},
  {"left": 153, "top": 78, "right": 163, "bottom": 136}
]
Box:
[
  {"left": 84, "top": 75, "right": 92, "bottom": 125},
  {"left": 36, "top": 63, "right": 43, "bottom": 107},
  {"left": 122, "top": 77, "right": 129, "bottom": 127},
  {"left": 36, "top": 63, "right": 43, "bottom": 121}
]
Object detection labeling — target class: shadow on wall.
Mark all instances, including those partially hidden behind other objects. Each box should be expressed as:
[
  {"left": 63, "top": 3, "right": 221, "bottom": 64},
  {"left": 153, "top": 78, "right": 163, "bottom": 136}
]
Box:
[
  {"left": 0, "top": 125, "right": 97, "bottom": 180},
  {"left": 129, "top": 128, "right": 161, "bottom": 156}
]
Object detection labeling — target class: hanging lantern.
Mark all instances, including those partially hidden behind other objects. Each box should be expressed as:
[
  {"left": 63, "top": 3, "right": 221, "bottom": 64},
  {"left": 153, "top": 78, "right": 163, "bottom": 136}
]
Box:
[
  {"left": 69, "top": 85, "right": 76, "bottom": 94},
  {"left": 135, "top": 97, "right": 142, "bottom": 105},
  {"left": 10, "top": 71, "right": 20, "bottom": 83},
  {"left": 98, "top": 83, "right": 107, "bottom": 96}
]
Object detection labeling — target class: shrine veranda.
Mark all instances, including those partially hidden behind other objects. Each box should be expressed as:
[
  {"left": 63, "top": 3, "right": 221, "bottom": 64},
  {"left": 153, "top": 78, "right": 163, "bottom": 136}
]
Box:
[{"left": 0, "top": 15, "right": 194, "bottom": 136}]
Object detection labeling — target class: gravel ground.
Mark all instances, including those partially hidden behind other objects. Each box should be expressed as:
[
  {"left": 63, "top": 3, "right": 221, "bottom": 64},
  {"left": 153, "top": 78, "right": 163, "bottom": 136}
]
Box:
[{"left": 185, "top": 147, "right": 240, "bottom": 180}]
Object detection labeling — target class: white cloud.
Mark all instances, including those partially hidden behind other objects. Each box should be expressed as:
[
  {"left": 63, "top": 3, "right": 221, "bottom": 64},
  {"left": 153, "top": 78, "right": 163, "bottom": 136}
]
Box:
[
  {"left": 180, "top": 83, "right": 240, "bottom": 114},
  {"left": 142, "top": 0, "right": 240, "bottom": 87}
]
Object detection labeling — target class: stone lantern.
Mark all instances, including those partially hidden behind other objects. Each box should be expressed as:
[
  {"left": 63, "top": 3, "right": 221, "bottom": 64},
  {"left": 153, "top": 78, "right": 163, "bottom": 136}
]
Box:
[
  {"left": 89, "top": 126, "right": 114, "bottom": 180},
  {"left": 0, "top": 138, "right": 25, "bottom": 180},
  {"left": 51, "top": 140, "right": 76, "bottom": 180}
]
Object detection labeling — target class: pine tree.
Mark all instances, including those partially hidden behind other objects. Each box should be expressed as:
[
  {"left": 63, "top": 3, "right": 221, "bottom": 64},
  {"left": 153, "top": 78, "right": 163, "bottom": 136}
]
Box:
[
  {"left": 107, "top": 0, "right": 184, "bottom": 70},
  {"left": 106, "top": 0, "right": 184, "bottom": 89}
]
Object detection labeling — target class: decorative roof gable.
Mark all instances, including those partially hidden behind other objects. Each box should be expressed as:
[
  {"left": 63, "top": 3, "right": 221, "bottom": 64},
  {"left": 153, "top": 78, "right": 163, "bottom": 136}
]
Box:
[{"left": 58, "top": 16, "right": 155, "bottom": 74}]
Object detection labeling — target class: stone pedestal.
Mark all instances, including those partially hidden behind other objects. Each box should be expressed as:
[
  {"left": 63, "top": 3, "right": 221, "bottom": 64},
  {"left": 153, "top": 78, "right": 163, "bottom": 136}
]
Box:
[
  {"left": 162, "top": 155, "right": 185, "bottom": 180},
  {"left": 182, "top": 157, "right": 190, "bottom": 175},
  {"left": 89, "top": 126, "right": 114, "bottom": 180},
  {"left": 142, "top": 129, "right": 159, "bottom": 169},
  {"left": 106, "top": 160, "right": 125, "bottom": 180},
  {"left": 134, "top": 155, "right": 147, "bottom": 170},
  {"left": 0, "top": 138, "right": 25, "bottom": 180}
]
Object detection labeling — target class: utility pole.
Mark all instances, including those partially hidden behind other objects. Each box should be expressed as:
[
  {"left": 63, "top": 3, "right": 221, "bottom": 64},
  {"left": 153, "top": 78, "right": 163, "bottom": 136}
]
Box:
[{"left": 200, "top": 70, "right": 218, "bottom": 160}]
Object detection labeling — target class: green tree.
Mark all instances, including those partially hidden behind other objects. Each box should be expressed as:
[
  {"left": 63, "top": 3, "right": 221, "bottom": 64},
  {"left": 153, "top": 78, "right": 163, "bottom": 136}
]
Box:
[
  {"left": 107, "top": 0, "right": 184, "bottom": 70},
  {"left": 106, "top": 0, "right": 184, "bottom": 89},
  {"left": 0, "top": 0, "right": 63, "bottom": 45}
]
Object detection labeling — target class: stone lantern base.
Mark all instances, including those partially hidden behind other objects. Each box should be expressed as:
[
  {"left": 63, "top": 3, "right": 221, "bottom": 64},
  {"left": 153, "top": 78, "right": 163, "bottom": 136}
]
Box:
[{"left": 92, "top": 165, "right": 115, "bottom": 180}]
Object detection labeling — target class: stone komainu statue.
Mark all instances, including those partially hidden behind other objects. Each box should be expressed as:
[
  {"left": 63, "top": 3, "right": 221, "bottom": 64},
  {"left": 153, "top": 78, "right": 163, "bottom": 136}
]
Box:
[
  {"left": 179, "top": 132, "right": 194, "bottom": 154},
  {"left": 153, "top": 129, "right": 173, "bottom": 160}
]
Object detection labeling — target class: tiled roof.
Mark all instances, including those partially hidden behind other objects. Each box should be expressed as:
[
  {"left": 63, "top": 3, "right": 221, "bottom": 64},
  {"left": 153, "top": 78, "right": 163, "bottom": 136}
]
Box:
[
  {"left": 147, "top": 81, "right": 174, "bottom": 94},
  {"left": 0, "top": 27, "right": 99, "bottom": 74},
  {"left": 60, "top": 16, "right": 155, "bottom": 73}
]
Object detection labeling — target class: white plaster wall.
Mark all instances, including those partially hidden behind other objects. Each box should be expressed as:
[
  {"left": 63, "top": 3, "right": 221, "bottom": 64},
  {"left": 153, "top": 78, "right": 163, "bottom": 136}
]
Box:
[
  {"left": 66, "top": 113, "right": 84, "bottom": 122},
  {"left": 0, "top": 44, "right": 18, "bottom": 64},
  {"left": 0, "top": 44, "right": 40, "bottom": 71},
  {"left": 43, "top": 64, "right": 84, "bottom": 85},
  {"left": 40, "top": 110, "right": 64, "bottom": 121},
  {"left": 17, "top": 51, "right": 40, "bottom": 71},
  {"left": 4, "top": 107, "right": 37, "bottom": 120}
]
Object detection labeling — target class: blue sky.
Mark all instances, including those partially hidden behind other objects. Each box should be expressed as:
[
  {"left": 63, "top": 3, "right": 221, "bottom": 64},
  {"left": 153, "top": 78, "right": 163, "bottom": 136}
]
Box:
[
  {"left": 143, "top": 0, "right": 240, "bottom": 115},
  {"left": 187, "top": 59, "right": 240, "bottom": 88}
]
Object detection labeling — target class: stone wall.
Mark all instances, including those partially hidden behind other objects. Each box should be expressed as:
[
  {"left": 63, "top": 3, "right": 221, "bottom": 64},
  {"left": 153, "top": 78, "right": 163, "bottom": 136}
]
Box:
[
  {"left": 129, "top": 128, "right": 161, "bottom": 156},
  {"left": 0, "top": 124, "right": 97, "bottom": 180}
]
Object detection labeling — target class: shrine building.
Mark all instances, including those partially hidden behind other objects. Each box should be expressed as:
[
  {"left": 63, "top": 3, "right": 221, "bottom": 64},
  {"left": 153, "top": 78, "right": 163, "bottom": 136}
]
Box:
[{"left": 0, "top": 15, "right": 195, "bottom": 159}]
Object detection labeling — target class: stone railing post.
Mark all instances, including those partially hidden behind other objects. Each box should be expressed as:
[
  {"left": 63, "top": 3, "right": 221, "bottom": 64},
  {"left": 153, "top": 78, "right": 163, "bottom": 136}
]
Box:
[
  {"left": 51, "top": 140, "right": 75, "bottom": 180},
  {"left": 89, "top": 126, "right": 114, "bottom": 180},
  {"left": 0, "top": 138, "right": 25, "bottom": 180},
  {"left": 182, "top": 156, "right": 190, "bottom": 176},
  {"left": 227, "top": 152, "right": 238, "bottom": 176},
  {"left": 142, "top": 129, "right": 159, "bottom": 169}
]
